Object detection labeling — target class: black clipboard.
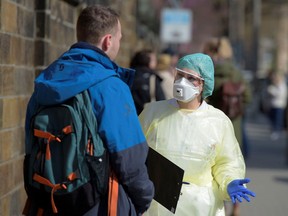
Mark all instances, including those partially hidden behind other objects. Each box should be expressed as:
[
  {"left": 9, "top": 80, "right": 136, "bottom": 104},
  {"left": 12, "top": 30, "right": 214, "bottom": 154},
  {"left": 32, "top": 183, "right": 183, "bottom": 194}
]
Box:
[{"left": 146, "top": 147, "right": 184, "bottom": 214}]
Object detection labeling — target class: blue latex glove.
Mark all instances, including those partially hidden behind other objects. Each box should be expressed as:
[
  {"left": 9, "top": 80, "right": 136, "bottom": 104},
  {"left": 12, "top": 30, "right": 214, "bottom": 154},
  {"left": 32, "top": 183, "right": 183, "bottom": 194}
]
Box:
[{"left": 227, "top": 178, "right": 256, "bottom": 204}]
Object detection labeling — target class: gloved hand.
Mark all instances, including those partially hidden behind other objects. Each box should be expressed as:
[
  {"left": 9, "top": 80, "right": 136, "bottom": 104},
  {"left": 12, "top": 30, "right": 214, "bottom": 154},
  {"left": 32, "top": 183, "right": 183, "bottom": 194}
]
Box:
[{"left": 227, "top": 178, "right": 256, "bottom": 204}]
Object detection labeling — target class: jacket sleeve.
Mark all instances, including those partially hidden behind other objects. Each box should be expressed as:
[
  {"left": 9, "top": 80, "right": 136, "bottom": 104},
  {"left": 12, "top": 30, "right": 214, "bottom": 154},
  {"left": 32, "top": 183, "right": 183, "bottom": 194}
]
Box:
[
  {"left": 211, "top": 116, "right": 246, "bottom": 200},
  {"left": 89, "top": 77, "right": 154, "bottom": 214}
]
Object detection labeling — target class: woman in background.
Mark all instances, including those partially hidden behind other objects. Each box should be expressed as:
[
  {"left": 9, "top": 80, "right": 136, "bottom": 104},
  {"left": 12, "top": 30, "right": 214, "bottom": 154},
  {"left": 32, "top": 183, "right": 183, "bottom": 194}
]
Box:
[{"left": 130, "top": 49, "right": 165, "bottom": 115}]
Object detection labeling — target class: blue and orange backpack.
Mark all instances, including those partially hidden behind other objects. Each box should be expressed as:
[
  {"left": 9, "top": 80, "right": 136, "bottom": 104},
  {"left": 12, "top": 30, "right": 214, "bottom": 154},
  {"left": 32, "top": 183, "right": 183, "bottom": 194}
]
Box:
[{"left": 23, "top": 90, "right": 110, "bottom": 215}]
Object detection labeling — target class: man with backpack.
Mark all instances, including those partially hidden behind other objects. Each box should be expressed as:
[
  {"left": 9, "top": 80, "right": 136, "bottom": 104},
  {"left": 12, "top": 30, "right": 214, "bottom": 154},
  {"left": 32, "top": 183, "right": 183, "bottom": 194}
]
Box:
[{"left": 23, "top": 4, "right": 154, "bottom": 216}]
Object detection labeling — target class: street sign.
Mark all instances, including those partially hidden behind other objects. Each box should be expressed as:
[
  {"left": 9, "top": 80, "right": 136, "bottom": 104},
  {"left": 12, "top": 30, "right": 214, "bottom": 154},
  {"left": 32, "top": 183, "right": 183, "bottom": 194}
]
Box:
[{"left": 160, "top": 8, "right": 192, "bottom": 43}]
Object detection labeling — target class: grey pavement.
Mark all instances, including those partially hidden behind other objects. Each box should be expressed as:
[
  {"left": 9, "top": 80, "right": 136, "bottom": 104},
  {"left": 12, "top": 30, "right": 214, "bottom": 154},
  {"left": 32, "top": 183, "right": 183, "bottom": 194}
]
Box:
[{"left": 231, "top": 108, "right": 288, "bottom": 216}]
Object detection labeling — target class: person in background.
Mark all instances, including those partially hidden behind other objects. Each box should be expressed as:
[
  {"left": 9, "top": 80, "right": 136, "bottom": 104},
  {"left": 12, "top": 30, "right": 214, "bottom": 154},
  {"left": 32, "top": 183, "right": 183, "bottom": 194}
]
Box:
[
  {"left": 139, "top": 53, "right": 255, "bottom": 216},
  {"left": 203, "top": 37, "right": 252, "bottom": 216},
  {"left": 130, "top": 49, "right": 166, "bottom": 115},
  {"left": 24, "top": 5, "right": 154, "bottom": 216},
  {"left": 162, "top": 46, "right": 180, "bottom": 69},
  {"left": 267, "top": 72, "right": 288, "bottom": 140},
  {"left": 156, "top": 53, "right": 174, "bottom": 99}
]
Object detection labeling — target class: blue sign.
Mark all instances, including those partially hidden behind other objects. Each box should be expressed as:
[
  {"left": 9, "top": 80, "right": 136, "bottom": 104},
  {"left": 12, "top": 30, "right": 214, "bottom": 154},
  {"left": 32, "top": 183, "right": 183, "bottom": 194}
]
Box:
[{"left": 161, "top": 9, "right": 192, "bottom": 43}]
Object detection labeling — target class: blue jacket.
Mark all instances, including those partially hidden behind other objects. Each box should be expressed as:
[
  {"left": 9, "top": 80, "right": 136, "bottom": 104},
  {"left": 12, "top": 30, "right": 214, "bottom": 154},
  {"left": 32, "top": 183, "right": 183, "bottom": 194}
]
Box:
[{"left": 25, "top": 42, "right": 154, "bottom": 215}]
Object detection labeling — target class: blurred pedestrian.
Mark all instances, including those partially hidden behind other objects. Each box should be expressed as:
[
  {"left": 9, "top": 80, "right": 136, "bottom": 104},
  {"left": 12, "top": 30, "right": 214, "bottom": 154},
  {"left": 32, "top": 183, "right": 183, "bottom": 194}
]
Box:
[
  {"left": 156, "top": 53, "right": 174, "bottom": 99},
  {"left": 203, "top": 37, "right": 252, "bottom": 156},
  {"left": 267, "top": 72, "right": 288, "bottom": 140},
  {"left": 162, "top": 46, "right": 180, "bottom": 69},
  {"left": 130, "top": 49, "right": 166, "bottom": 115},
  {"left": 140, "top": 53, "right": 255, "bottom": 216}
]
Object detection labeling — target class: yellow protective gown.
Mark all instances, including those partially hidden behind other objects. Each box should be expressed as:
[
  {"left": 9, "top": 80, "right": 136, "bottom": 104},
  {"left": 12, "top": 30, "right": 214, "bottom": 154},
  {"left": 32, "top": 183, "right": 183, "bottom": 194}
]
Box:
[{"left": 139, "top": 99, "right": 245, "bottom": 216}]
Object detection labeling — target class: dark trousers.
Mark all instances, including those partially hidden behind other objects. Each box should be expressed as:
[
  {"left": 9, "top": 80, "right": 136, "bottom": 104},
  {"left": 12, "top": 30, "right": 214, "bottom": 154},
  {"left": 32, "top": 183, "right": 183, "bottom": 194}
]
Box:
[{"left": 269, "top": 107, "right": 285, "bottom": 132}]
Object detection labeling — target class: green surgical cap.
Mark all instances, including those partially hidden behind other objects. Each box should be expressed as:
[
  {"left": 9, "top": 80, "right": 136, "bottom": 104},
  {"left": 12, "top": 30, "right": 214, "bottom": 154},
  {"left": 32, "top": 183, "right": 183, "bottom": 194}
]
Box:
[{"left": 176, "top": 53, "right": 214, "bottom": 98}]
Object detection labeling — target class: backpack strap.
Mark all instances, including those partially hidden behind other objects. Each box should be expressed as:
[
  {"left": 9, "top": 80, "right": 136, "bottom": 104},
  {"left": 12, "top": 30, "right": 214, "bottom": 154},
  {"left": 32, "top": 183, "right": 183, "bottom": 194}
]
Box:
[
  {"left": 22, "top": 198, "right": 44, "bottom": 216},
  {"left": 33, "top": 125, "right": 72, "bottom": 160},
  {"left": 75, "top": 90, "right": 105, "bottom": 156},
  {"left": 36, "top": 208, "right": 44, "bottom": 216},
  {"left": 32, "top": 172, "right": 78, "bottom": 214},
  {"left": 34, "top": 129, "right": 61, "bottom": 160},
  {"left": 22, "top": 198, "right": 31, "bottom": 216},
  {"left": 108, "top": 171, "right": 119, "bottom": 216}
]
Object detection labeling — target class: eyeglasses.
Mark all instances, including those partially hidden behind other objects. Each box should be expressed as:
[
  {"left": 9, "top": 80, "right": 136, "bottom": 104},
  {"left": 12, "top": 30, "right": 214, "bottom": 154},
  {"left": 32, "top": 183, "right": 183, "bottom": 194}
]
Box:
[{"left": 175, "top": 68, "right": 204, "bottom": 84}]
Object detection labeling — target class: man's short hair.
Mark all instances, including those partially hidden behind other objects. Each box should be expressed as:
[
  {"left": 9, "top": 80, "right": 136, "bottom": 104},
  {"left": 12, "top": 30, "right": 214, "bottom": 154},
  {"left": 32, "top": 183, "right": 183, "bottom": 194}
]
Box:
[{"left": 76, "top": 5, "right": 119, "bottom": 45}]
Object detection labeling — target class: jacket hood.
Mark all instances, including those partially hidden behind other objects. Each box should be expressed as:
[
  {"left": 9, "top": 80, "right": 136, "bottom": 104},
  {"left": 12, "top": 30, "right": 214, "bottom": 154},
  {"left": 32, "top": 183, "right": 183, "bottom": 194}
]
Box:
[{"left": 34, "top": 42, "right": 135, "bottom": 105}]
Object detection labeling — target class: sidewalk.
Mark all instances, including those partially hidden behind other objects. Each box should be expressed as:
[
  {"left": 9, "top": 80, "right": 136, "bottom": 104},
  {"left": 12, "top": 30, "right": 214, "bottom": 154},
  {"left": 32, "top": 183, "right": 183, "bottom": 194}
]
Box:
[{"left": 235, "top": 110, "right": 288, "bottom": 216}]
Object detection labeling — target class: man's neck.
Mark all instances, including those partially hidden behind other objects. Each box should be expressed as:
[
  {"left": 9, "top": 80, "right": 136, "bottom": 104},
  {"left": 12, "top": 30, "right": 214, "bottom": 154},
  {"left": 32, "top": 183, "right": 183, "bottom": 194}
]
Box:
[{"left": 71, "top": 42, "right": 109, "bottom": 58}]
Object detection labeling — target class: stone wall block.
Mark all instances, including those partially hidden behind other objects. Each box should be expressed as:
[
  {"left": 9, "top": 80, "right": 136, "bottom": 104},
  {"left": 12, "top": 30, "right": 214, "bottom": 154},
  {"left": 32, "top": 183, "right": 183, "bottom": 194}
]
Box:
[
  {"left": 17, "top": 127, "right": 25, "bottom": 154},
  {"left": 34, "top": 40, "right": 45, "bottom": 66},
  {"left": 0, "top": 98, "right": 2, "bottom": 129},
  {"left": 0, "top": 186, "right": 25, "bottom": 216},
  {"left": 66, "top": 4, "right": 76, "bottom": 24},
  {"left": 15, "top": 68, "right": 34, "bottom": 95},
  {"left": 0, "top": 33, "right": 11, "bottom": 64},
  {"left": 2, "top": 97, "right": 21, "bottom": 129},
  {"left": 0, "top": 68, "right": 2, "bottom": 96},
  {"left": 50, "top": 18, "right": 60, "bottom": 44},
  {"left": 51, "top": 0, "right": 64, "bottom": 20},
  {"left": 11, "top": 127, "right": 24, "bottom": 158},
  {"left": 35, "top": 0, "right": 50, "bottom": 10},
  {"left": 0, "top": 193, "right": 10, "bottom": 216},
  {"left": 18, "top": 7, "right": 35, "bottom": 38},
  {"left": 9, "top": 36, "right": 23, "bottom": 65},
  {"left": 20, "top": 97, "right": 30, "bottom": 127},
  {"left": 24, "top": 40, "right": 35, "bottom": 66},
  {"left": 23, "top": 0, "right": 35, "bottom": 8},
  {"left": 0, "top": 130, "right": 13, "bottom": 162},
  {"left": 0, "top": 161, "right": 13, "bottom": 196},
  {"left": 10, "top": 188, "right": 22, "bottom": 216},
  {"left": 51, "top": 0, "right": 76, "bottom": 23},
  {"left": 1, "top": 1, "right": 17, "bottom": 33},
  {"left": 13, "top": 156, "right": 24, "bottom": 188},
  {"left": 64, "top": 25, "right": 76, "bottom": 46},
  {"left": 36, "top": 11, "right": 51, "bottom": 39},
  {"left": 10, "top": 36, "right": 21, "bottom": 65},
  {"left": 19, "top": 37, "right": 26, "bottom": 66},
  {"left": 2, "top": 66, "right": 15, "bottom": 96},
  {"left": 36, "top": 11, "right": 46, "bottom": 38},
  {"left": 0, "top": 0, "right": 2, "bottom": 29}
]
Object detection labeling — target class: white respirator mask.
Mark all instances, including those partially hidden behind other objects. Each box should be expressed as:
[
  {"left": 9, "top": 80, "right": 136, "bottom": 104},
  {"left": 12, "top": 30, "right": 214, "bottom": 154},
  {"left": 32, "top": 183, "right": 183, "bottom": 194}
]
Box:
[{"left": 173, "top": 77, "right": 200, "bottom": 102}]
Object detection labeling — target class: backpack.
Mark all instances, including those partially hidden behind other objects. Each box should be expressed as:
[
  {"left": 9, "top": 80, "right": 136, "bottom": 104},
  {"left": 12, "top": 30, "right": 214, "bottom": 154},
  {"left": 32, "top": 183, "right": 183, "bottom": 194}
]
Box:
[
  {"left": 218, "top": 81, "right": 246, "bottom": 120},
  {"left": 23, "top": 90, "right": 110, "bottom": 215}
]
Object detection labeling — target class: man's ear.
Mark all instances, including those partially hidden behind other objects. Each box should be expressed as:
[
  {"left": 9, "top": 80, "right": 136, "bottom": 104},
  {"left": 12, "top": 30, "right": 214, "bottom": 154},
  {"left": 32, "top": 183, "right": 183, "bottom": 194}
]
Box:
[{"left": 101, "top": 34, "right": 112, "bottom": 52}]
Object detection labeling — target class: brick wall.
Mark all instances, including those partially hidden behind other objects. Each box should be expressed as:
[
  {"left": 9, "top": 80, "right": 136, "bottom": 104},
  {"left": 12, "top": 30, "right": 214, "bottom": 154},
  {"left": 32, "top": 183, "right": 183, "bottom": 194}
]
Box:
[
  {"left": 0, "top": 0, "right": 35, "bottom": 215},
  {"left": 34, "top": 0, "right": 78, "bottom": 75},
  {"left": 0, "top": 0, "right": 144, "bottom": 215}
]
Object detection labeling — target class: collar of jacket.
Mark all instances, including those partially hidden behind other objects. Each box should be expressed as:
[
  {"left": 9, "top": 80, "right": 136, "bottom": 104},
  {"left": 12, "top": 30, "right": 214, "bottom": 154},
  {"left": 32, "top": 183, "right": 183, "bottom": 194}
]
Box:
[
  {"left": 70, "top": 42, "right": 135, "bottom": 88},
  {"left": 70, "top": 41, "right": 108, "bottom": 58}
]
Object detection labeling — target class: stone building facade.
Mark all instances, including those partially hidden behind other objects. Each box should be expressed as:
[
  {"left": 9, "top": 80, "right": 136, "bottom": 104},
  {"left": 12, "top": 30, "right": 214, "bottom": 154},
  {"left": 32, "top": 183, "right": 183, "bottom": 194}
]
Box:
[
  {"left": 0, "top": 0, "right": 36, "bottom": 214},
  {"left": 0, "top": 0, "right": 149, "bottom": 214}
]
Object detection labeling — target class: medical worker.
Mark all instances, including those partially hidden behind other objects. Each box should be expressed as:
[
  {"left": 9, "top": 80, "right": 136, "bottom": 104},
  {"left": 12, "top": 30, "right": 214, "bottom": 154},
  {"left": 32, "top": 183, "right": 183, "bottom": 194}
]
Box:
[{"left": 139, "top": 53, "right": 255, "bottom": 216}]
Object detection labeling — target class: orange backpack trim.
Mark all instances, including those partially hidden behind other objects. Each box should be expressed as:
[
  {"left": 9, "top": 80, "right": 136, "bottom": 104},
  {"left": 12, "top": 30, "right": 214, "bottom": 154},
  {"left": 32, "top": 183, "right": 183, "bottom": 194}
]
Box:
[{"left": 108, "top": 172, "right": 119, "bottom": 216}]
